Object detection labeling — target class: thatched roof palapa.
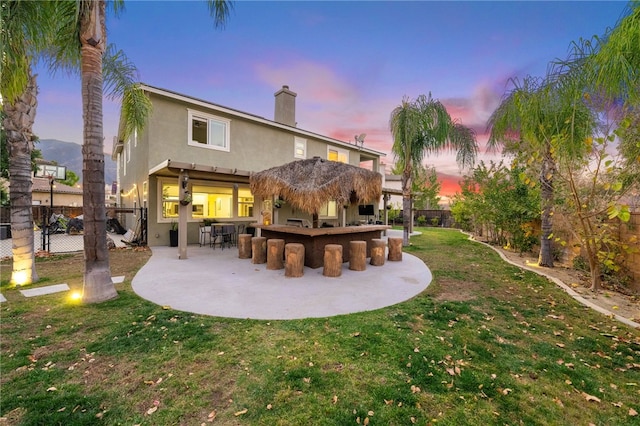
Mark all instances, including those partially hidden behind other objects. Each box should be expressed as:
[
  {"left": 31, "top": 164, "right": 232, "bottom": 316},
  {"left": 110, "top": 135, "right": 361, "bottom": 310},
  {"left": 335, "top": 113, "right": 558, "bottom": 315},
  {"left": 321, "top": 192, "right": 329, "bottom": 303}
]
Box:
[{"left": 250, "top": 157, "right": 382, "bottom": 215}]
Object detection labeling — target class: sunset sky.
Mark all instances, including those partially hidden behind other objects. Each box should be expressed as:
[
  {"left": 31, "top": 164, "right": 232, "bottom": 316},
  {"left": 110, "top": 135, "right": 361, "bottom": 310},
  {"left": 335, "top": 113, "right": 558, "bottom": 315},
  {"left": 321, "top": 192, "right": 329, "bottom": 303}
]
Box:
[{"left": 31, "top": 0, "right": 629, "bottom": 196}]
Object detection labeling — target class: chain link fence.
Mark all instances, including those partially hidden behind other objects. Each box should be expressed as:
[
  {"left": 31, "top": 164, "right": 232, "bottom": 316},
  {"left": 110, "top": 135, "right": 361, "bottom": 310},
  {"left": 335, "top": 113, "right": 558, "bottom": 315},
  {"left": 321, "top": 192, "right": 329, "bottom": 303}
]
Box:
[{"left": 0, "top": 206, "right": 147, "bottom": 257}]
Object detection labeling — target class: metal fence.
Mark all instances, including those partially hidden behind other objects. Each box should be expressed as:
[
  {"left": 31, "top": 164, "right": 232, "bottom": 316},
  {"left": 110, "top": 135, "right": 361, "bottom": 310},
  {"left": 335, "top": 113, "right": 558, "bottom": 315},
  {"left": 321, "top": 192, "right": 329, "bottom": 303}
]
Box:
[{"left": 0, "top": 206, "right": 147, "bottom": 257}]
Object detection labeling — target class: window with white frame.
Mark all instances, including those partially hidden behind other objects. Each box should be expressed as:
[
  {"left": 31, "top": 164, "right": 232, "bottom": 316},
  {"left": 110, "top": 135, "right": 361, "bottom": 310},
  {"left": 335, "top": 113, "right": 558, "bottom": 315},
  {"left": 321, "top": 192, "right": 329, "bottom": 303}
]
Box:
[
  {"left": 122, "top": 147, "right": 127, "bottom": 176},
  {"left": 161, "top": 182, "right": 179, "bottom": 219},
  {"left": 237, "top": 187, "right": 254, "bottom": 217},
  {"left": 142, "top": 181, "right": 148, "bottom": 204},
  {"left": 188, "top": 109, "right": 231, "bottom": 152},
  {"left": 328, "top": 147, "right": 349, "bottom": 163},
  {"left": 158, "top": 179, "right": 254, "bottom": 222},
  {"left": 191, "top": 185, "right": 233, "bottom": 219},
  {"left": 294, "top": 137, "right": 307, "bottom": 159}
]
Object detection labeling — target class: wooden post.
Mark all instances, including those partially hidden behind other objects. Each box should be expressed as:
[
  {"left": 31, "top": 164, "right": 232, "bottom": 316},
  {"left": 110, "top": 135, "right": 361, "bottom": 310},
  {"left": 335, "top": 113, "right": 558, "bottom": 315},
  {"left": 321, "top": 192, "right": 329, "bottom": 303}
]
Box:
[
  {"left": 267, "top": 238, "right": 285, "bottom": 270},
  {"left": 388, "top": 237, "right": 403, "bottom": 261},
  {"left": 251, "top": 236, "right": 267, "bottom": 264},
  {"left": 285, "top": 243, "right": 305, "bottom": 277},
  {"left": 370, "top": 238, "right": 386, "bottom": 266},
  {"left": 323, "top": 244, "right": 343, "bottom": 277},
  {"left": 349, "top": 240, "right": 366, "bottom": 271},
  {"left": 238, "top": 234, "right": 252, "bottom": 259}
]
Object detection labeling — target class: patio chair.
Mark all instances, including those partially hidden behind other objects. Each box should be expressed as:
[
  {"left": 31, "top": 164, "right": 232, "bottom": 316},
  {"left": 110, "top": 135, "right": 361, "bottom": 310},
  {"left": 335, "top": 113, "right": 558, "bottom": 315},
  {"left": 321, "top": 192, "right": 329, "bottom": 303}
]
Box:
[
  {"left": 221, "top": 224, "right": 235, "bottom": 248},
  {"left": 199, "top": 225, "right": 211, "bottom": 247},
  {"left": 210, "top": 225, "right": 223, "bottom": 249}
]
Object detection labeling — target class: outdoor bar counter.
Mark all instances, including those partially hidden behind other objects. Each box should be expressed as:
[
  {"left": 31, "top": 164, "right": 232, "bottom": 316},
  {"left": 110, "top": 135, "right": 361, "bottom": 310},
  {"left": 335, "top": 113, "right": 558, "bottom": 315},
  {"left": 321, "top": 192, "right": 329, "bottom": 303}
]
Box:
[{"left": 253, "top": 224, "right": 391, "bottom": 268}]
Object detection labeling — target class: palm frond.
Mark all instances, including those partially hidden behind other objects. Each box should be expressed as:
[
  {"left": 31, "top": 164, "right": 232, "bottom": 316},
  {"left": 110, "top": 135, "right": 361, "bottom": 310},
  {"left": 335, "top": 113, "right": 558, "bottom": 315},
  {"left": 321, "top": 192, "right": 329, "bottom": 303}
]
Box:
[{"left": 206, "top": 0, "right": 234, "bottom": 29}]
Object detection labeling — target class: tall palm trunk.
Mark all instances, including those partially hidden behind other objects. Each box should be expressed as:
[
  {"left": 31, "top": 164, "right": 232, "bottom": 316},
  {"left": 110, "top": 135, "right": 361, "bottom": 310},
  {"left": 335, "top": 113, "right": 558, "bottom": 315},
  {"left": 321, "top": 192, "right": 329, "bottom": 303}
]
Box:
[
  {"left": 538, "top": 151, "right": 555, "bottom": 267},
  {"left": 4, "top": 71, "right": 38, "bottom": 285},
  {"left": 80, "top": 0, "right": 116, "bottom": 303},
  {"left": 401, "top": 171, "right": 411, "bottom": 246}
]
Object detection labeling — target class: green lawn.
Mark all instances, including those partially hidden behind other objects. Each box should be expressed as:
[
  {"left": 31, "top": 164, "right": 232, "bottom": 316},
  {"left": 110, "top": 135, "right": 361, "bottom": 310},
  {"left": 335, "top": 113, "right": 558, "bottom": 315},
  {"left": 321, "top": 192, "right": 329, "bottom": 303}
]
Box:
[{"left": 1, "top": 228, "right": 639, "bottom": 425}]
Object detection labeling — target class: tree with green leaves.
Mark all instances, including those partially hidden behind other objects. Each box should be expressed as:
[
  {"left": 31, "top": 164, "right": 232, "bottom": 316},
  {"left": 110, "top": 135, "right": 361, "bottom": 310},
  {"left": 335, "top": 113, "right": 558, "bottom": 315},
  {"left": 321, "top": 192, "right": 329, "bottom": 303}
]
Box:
[
  {"left": 60, "top": 170, "right": 80, "bottom": 187},
  {"left": 455, "top": 161, "right": 540, "bottom": 253},
  {"left": 2, "top": 0, "right": 229, "bottom": 300},
  {"left": 43, "top": 0, "right": 230, "bottom": 303},
  {"left": 0, "top": 0, "right": 64, "bottom": 285},
  {"left": 390, "top": 162, "right": 442, "bottom": 210},
  {"left": 389, "top": 94, "right": 477, "bottom": 245},
  {"left": 1, "top": 0, "right": 148, "bottom": 289},
  {"left": 543, "top": 2, "right": 640, "bottom": 291},
  {"left": 412, "top": 164, "right": 442, "bottom": 210},
  {"left": 487, "top": 74, "right": 595, "bottom": 268},
  {"left": 488, "top": 1, "right": 639, "bottom": 290},
  {"left": 586, "top": 0, "right": 640, "bottom": 105}
]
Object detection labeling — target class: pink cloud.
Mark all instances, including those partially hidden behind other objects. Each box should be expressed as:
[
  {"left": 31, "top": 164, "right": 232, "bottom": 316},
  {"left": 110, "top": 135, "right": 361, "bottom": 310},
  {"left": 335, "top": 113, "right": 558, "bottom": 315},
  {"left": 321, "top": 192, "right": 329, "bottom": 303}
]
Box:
[
  {"left": 255, "top": 60, "right": 358, "bottom": 104},
  {"left": 254, "top": 60, "right": 508, "bottom": 187}
]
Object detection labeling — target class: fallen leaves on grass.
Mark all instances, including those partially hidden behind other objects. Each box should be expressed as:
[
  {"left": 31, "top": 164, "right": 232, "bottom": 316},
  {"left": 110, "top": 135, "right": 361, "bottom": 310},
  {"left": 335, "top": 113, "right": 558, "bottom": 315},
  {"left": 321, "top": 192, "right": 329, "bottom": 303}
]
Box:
[
  {"left": 145, "top": 400, "right": 160, "bottom": 415},
  {"left": 581, "top": 392, "right": 601, "bottom": 403},
  {"left": 234, "top": 408, "right": 248, "bottom": 416}
]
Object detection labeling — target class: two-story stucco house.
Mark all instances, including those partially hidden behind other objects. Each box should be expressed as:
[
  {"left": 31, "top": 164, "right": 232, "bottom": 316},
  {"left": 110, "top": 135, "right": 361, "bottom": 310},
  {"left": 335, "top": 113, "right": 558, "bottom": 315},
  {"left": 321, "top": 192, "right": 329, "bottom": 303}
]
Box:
[{"left": 113, "top": 84, "right": 388, "bottom": 247}]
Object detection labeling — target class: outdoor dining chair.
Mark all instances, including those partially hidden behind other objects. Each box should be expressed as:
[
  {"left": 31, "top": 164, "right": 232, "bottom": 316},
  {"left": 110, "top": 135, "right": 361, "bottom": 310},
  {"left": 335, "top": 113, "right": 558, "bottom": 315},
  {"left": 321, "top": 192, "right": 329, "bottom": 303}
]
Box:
[
  {"left": 210, "top": 225, "right": 223, "bottom": 249},
  {"left": 221, "top": 224, "right": 236, "bottom": 248},
  {"left": 199, "top": 224, "right": 211, "bottom": 247}
]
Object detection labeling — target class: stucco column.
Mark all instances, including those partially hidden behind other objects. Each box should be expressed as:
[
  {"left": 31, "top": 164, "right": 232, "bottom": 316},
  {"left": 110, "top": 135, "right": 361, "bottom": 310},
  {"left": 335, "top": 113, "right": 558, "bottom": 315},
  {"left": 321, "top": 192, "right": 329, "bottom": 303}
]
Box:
[
  {"left": 383, "top": 193, "right": 389, "bottom": 235},
  {"left": 178, "top": 170, "right": 189, "bottom": 259}
]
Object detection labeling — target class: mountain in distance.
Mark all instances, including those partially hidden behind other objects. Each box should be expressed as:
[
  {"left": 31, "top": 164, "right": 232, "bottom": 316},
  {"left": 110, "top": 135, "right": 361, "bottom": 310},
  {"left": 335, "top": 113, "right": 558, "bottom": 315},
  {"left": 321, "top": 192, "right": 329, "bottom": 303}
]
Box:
[{"left": 37, "top": 139, "right": 117, "bottom": 185}]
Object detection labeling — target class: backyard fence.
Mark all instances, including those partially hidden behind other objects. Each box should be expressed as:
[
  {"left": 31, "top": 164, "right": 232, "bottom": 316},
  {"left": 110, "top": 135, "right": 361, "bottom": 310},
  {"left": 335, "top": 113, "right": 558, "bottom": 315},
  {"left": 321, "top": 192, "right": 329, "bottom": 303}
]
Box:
[{"left": 0, "top": 206, "right": 147, "bottom": 257}]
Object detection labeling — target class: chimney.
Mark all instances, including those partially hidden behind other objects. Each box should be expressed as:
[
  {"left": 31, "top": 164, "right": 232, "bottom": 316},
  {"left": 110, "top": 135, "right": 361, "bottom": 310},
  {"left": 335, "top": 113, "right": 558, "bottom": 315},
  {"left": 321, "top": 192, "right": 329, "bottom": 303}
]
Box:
[{"left": 274, "top": 85, "right": 297, "bottom": 127}]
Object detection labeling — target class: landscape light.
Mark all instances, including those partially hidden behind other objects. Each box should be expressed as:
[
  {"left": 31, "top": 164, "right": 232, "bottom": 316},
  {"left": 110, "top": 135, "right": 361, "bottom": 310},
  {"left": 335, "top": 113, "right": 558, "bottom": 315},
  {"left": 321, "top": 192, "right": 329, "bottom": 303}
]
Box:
[{"left": 12, "top": 270, "right": 28, "bottom": 286}]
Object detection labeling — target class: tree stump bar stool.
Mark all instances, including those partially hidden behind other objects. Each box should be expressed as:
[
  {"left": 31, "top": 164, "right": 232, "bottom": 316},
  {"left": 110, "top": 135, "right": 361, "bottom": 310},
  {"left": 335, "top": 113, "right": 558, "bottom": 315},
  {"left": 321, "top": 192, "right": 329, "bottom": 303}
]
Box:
[
  {"left": 349, "top": 240, "right": 367, "bottom": 271},
  {"left": 323, "top": 244, "right": 343, "bottom": 277},
  {"left": 388, "top": 237, "right": 403, "bottom": 261},
  {"left": 238, "top": 234, "right": 252, "bottom": 259},
  {"left": 251, "top": 236, "right": 267, "bottom": 264},
  {"left": 370, "top": 238, "right": 386, "bottom": 266},
  {"left": 285, "top": 243, "right": 305, "bottom": 277},
  {"left": 267, "top": 238, "right": 285, "bottom": 270}
]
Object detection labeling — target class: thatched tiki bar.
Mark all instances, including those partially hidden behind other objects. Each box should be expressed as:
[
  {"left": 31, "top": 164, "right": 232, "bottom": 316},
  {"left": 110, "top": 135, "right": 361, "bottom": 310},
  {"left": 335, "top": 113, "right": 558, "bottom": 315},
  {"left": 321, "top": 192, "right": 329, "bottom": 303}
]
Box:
[{"left": 250, "top": 157, "right": 389, "bottom": 268}]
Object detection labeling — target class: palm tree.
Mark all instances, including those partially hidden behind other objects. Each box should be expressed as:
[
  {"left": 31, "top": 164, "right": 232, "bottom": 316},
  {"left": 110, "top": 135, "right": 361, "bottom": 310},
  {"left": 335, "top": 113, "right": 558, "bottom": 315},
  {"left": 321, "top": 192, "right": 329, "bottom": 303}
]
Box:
[
  {"left": 0, "top": 0, "right": 152, "bottom": 292},
  {"left": 540, "top": 1, "right": 639, "bottom": 290},
  {"left": 390, "top": 94, "right": 477, "bottom": 246},
  {"left": 69, "top": 0, "right": 232, "bottom": 303},
  {"left": 1, "top": 0, "right": 63, "bottom": 285},
  {"left": 487, "top": 75, "right": 595, "bottom": 268},
  {"left": 587, "top": 0, "right": 640, "bottom": 105}
]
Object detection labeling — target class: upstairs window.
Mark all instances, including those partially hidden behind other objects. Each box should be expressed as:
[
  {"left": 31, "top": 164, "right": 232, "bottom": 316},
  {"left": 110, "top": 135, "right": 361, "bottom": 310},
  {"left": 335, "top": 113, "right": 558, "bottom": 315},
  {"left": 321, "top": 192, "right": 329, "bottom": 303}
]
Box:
[
  {"left": 188, "top": 109, "right": 231, "bottom": 152},
  {"left": 294, "top": 137, "right": 307, "bottom": 159},
  {"left": 328, "top": 147, "right": 349, "bottom": 164}
]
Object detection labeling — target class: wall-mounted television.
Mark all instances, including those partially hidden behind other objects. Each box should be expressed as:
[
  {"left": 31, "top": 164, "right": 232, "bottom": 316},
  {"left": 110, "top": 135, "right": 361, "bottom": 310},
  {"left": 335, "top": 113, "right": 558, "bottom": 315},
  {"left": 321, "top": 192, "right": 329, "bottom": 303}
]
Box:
[{"left": 358, "top": 204, "right": 375, "bottom": 216}]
